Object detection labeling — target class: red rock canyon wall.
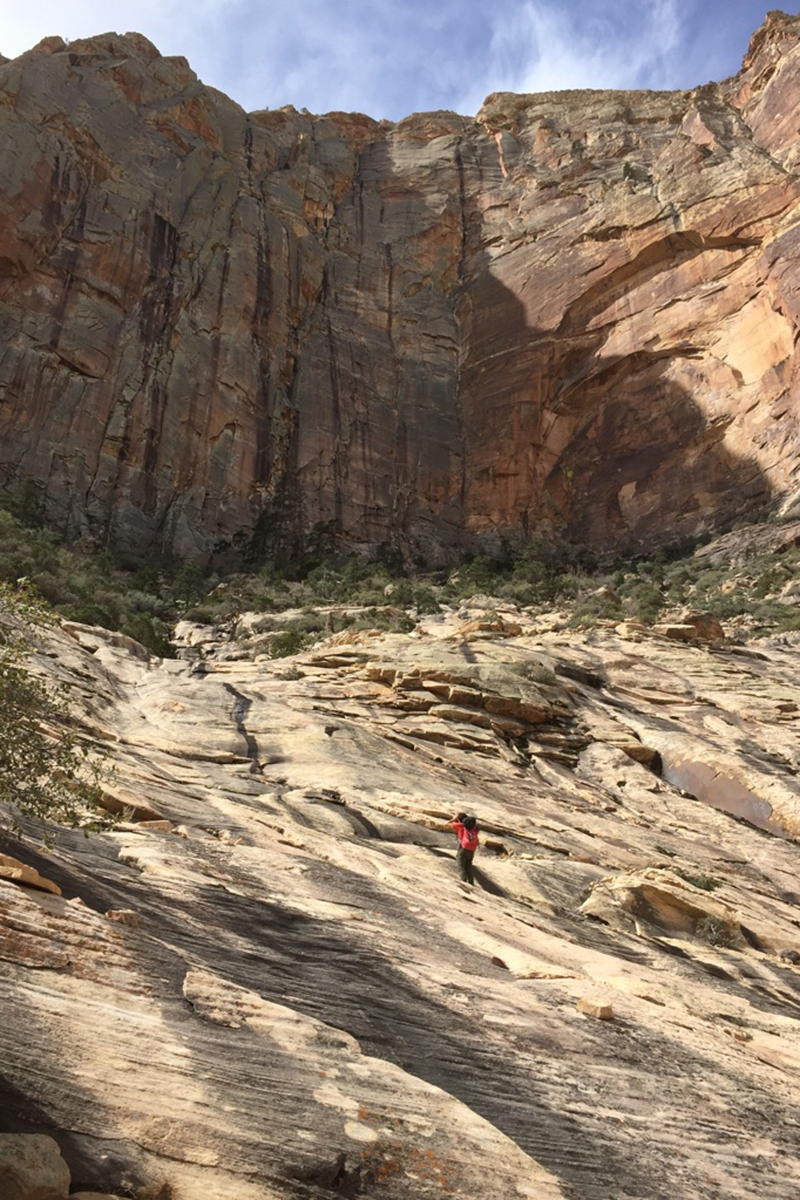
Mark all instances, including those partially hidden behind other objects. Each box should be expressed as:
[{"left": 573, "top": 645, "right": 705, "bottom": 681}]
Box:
[{"left": 3, "top": 14, "right": 800, "bottom": 562}]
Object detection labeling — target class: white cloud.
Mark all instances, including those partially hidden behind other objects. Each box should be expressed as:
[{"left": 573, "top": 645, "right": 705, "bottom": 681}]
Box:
[
  {"left": 1, "top": 0, "right": 693, "bottom": 120},
  {"left": 1, "top": 0, "right": 441, "bottom": 117},
  {"left": 210, "top": 0, "right": 473, "bottom": 118},
  {"left": 2, "top": 0, "right": 219, "bottom": 59},
  {"left": 455, "top": 0, "right": 685, "bottom": 113}
]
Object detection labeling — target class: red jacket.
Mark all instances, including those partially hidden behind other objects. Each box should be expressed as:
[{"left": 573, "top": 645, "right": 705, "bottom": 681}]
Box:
[{"left": 451, "top": 820, "right": 479, "bottom": 852}]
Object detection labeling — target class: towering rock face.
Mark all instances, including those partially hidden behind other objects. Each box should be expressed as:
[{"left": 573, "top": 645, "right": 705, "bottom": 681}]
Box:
[{"left": 2, "top": 13, "right": 800, "bottom": 563}]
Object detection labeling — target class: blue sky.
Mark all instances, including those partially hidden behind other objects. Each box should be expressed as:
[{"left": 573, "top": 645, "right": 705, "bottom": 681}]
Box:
[{"left": 1, "top": 1, "right": 790, "bottom": 120}]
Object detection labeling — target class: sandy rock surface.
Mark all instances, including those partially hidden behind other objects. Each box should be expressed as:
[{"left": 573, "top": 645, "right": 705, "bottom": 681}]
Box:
[{"left": 2, "top": 608, "right": 800, "bottom": 1198}]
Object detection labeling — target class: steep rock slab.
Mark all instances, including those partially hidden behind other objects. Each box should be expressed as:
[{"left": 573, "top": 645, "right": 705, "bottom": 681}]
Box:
[
  {"left": 2, "top": 17, "right": 800, "bottom": 559},
  {"left": 3, "top": 613, "right": 800, "bottom": 1197}
]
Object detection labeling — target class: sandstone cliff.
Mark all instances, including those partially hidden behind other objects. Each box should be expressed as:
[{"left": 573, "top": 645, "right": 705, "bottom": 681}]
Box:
[
  {"left": 3, "top": 603, "right": 800, "bottom": 1198},
  {"left": 2, "top": 14, "right": 800, "bottom": 562}
]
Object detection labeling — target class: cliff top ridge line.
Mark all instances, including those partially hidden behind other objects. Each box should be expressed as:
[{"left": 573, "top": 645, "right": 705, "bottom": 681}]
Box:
[{"left": 6, "top": 8, "right": 800, "bottom": 126}]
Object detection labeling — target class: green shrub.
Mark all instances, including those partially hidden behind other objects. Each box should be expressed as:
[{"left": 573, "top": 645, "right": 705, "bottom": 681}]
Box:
[
  {"left": 0, "top": 582, "right": 105, "bottom": 836},
  {"left": 354, "top": 608, "right": 415, "bottom": 633},
  {"left": 695, "top": 915, "right": 737, "bottom": 948},
  {"left": 674, "top": 868, "right": 721, "bottom": 892},
  {"left": 120, "top": 614, "right": 174, "bottom": 657},
  {"left": 183, "top": 603, "right": 224, "bottom": 624},
  {"left": 704, "top": 589, "right": 748, "bottom": 619},
  {"left": 447, "top": 556, "right": 504, "bottom": 600},
  {"left": 623, "top": 580, "right": 663, "bottom": 623},
  {"left": 7, "top": 498, "right": 800, "bottom": 656},
  {"left": 269, "top": 629, "right": 316, "bottom": 658},
  {"left": 766, "top": 610, "right": 800, "bottom": 635},
  {"left": 0, "top": 504, "right": 185, "bottom": 649},
  {"left": 126, "top": 589, "right": 171, "bottom": 616},
  {"left": 497, "top": 581, "right": 537, "bottom": 605},
  {"left": 408, "top": 584, "right": 440, "bottom": 614},
  {"left": 753, "top": 568, "right": 786, "bottom": 598}
]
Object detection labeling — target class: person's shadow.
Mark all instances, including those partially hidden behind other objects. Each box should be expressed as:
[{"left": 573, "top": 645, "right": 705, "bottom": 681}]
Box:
[{"left": 472, "top": 863, "right": 506, "bottom": 896}]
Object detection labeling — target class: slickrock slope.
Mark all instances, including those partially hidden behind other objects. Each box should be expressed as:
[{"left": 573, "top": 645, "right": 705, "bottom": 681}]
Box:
[
  {"left": 4, "top": 14, "right": 800, "bottom": 561},
  {"left": 3, "top": 606, "right": 800, "bottom": 1198}
]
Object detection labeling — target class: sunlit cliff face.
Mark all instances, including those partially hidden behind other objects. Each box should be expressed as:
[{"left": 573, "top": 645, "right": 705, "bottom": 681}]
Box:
[{"left": 2, "top": 14, "right": 800, "bottom": 567}]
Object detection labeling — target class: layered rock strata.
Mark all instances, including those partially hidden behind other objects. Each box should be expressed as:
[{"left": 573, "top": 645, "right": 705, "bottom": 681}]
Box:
[
  {"left": 3, "top": 15, "right": 800, "bottom": 561},
  {"left": 3, "top": 604, "right": 800, "bottom": 1197}
]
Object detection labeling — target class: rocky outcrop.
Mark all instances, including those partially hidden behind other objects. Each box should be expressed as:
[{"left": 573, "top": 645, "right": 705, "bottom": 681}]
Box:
[
  {"left": 3, "top": 605, "right": 800, "bottom": 1197},
  {"left": 0, "top": 853, "right": 61, "bottom": 895},
  {"left": 3, "top": 15, "right": 800, "bottom": 562}
]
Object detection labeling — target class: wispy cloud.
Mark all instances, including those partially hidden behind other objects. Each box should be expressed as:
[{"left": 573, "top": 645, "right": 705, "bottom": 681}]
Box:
[
  {"left": 0, "top": 0, "right": 762, "bottom": 121},
  {"left": 1, "top": 0, "right": 233, "bottom": 83},
  {"left": 455, "top": 0, "right": 685, "bottom": 113}
]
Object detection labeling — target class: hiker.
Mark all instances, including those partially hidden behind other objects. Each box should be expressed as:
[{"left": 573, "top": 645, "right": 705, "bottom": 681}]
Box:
[{"left": 450, "top": 812, "right": 479, "bottom": 885}]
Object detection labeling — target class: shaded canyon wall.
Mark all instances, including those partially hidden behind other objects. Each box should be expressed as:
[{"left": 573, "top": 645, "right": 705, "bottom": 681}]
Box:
[{"left": 3, "top": 14, "right": 800, "bottom": 562}]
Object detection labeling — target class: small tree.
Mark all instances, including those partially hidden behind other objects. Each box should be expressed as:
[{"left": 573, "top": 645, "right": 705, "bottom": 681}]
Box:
[{"left": 0, "top": 581, "right": 103, "bottom": 837}]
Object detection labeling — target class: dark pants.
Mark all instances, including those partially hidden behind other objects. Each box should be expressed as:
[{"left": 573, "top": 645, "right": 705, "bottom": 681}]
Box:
[{"left": 457, "top": 847, "right": 475, "bottom": 884}]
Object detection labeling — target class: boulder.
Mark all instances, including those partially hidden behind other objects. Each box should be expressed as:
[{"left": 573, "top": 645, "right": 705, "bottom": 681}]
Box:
[
  {"left": 676, "top": 612, "right": 725, "bottom": 641},
  {"left": 577, "top": 997, "right": 615, "bottom": 1020},
  {"left": 0, "top": 1134, "right": 70, "bottom": 1200},
  {"left": 652, "top": 624, "right": 699, "bottom": 643}
]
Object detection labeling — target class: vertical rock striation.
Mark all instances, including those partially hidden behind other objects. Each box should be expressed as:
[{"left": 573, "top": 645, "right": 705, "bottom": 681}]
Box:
[{"left": 2, "top": 14, "right": 800, "bottom": 562}]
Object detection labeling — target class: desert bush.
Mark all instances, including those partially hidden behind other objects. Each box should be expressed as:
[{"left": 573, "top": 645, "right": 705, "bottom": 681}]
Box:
[
  {"left": 567, "top": 592, "right": 622, "bottom": 627},
  {"left": 766, "top": 610, "right": 800, "bottom": 635},
  {"left": 125, "top": 589, "right": 172, "bottom": 616},
  {"left": 9, "top": 495, "right": 800, "bottom": 658},
  {"left": 0, "top": 506, "right": 179, "bottom": 655},
  {"left": 496, "top": 581, "right": 538, "bottom": 605},
  {"left": 354, "top": 608, "right": 415, "bottom": 633},
  {"left": 622, "top": 580, "right": 663, "bottom": 623},
  {"left": 409, "top": 584, "right": 441, "bottom": 614},
  {"left": 704, "top": 589, "right": 748, "bottom": 619},
  {"left": 253, "top": 612, "right": 329, "bottom": 637},
  {"left": 674, "top": 868, "right": 721, "bottom": 892},
  {"left": 695, "top": 915, "right": 738, "bottom": 948},
  {"left": 511, "top": 547, "right": 563, "bottom": 603},
  {"left": 0, "top": 581, "right": 104, "bottom": 836},
  {"left": 251, "top": 615, "right": 280, "bottom": 634},
  {"left": 447, "top": 556, "right": 505, "bottom": 600},
  {"left": 120, "top": 614, "right": 174, "bottom": 657},
  {"left": 753, "top": 567, "right": 786, "bottom": 598},
  {"left": 269, "top": 629, "right": 316, "bottom": 658},
  {"left": 183, "top": 602, "right": 225, "bottom": 624}
]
